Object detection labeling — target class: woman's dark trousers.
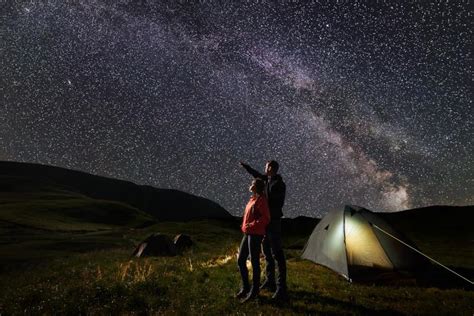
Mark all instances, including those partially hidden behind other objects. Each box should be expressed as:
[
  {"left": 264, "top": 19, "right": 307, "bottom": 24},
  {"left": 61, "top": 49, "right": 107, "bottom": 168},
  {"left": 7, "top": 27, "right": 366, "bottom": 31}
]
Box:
[{"left": 237, "top": 234, "right": 263, "bottom": 294}]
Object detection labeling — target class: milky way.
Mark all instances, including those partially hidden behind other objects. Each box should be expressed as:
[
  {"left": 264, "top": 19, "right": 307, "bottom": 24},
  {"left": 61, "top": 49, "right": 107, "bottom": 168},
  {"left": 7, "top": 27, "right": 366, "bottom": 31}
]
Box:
[{"left": 1, "top": 1, "right": 472, "bottom": 217}]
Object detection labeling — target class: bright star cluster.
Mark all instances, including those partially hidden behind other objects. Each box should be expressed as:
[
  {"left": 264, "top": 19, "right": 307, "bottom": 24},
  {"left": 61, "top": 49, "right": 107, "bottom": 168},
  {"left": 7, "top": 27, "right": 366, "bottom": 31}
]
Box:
[{"left": 1, "top": 1, "right": 472, "bottom": 217}]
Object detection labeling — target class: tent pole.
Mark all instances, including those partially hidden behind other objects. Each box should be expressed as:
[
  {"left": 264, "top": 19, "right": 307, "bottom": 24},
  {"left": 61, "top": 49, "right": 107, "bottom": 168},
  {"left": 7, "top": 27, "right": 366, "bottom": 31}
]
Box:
[{"left": 371, "top": 223, "right": 474, "bottom": 286}]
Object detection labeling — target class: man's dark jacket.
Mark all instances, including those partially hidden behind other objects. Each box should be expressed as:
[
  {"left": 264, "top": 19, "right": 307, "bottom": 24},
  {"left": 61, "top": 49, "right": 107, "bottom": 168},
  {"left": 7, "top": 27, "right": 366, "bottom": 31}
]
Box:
[{"left": 241, "top": 163, "right": 286, "bottom": 220}]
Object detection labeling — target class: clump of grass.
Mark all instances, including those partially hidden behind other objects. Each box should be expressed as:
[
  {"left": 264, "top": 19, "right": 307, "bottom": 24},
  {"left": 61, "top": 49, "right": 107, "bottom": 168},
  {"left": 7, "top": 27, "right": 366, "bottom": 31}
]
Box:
[
  {"left": 117, "top": 260, "right": 154, "bottom": 283},
  {"left": 0, "top": 253, "right": 169, "bottom": 314}
]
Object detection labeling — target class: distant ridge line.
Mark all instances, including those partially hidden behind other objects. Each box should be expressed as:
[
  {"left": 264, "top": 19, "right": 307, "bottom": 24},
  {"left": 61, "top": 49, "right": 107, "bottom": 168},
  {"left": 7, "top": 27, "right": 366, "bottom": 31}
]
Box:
[{"left": 0, "top": 160, "right": 233, "bottom": 221}]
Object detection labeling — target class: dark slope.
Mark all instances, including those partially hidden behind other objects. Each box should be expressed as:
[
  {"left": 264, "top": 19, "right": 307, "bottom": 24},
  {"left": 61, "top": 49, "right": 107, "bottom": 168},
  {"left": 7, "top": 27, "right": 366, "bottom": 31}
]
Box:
[
  {"left": 382, "top": 205, "right": 474, "bottom": 233},
  {"left": 292, "top": 205, "right": 473, "bottom": 235},
  {"left": 0, "top": 161, "right": 232, "bottom": 221},
  {"left": 295, "top": 205, "right": 474, "bottom": 271}
]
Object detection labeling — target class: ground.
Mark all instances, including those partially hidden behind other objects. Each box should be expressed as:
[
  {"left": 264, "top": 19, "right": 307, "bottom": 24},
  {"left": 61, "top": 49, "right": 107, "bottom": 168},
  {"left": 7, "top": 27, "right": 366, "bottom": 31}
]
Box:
[{"left": 0, "top": 216, "right": 473, "bottom": 315}]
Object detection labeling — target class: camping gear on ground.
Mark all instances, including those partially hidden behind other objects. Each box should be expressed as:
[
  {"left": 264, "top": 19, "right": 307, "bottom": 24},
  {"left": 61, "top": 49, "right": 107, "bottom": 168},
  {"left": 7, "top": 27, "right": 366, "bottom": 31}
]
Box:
[
  {"left": 132, "top": 233, "right": 177, "bottom": 257},
  {"left": 132, "top": 233, "right": 195, "bottom": 257},
  {"left": 174, "top": 234, "right": 193, "bottom": 252},
  {"left": 302, "top": 205, "right": 429, "bottom": 281}
]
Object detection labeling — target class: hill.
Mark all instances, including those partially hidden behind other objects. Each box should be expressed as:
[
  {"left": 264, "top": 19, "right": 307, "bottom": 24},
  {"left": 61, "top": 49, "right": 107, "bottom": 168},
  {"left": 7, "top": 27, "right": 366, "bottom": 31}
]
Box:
[
  {"left": 0, "top": 161, "right": 232, "bottom": 222},
  {"left": 382, "top": 205, "right": 474, "bottom": 232},
  {"left": 0, "top": 174, "right": 155, "bottom": 231},
  {"left": 381, "top": 205, "right": 474, "bottom": 269}
]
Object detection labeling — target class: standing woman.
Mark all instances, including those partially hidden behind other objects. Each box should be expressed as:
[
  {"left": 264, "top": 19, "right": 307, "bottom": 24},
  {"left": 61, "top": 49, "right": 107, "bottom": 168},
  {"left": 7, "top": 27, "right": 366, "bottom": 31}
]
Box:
[{"left": 236, "top": 178, "right": 270, "bottom": 302}]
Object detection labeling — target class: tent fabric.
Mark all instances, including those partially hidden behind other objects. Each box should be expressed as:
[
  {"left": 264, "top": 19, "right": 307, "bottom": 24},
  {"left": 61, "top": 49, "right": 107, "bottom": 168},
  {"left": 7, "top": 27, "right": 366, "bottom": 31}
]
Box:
[
  {"left": 344, "top": 208, "right": 393, "bottom": 269},
  {"left": 302, "top": 205, "right": 426, "bottom": 281},
  {"left": 302, "top": 207, "right": 348, "bottom": 279},
  {"left": 174, "top": 234, "right": 193, "bottom": 252},
  {"left": 132, "top": 233, "right": 177, "bottom": 257},
  {"left": 359, "top": 209, "right": 423, "bottom": 270}
]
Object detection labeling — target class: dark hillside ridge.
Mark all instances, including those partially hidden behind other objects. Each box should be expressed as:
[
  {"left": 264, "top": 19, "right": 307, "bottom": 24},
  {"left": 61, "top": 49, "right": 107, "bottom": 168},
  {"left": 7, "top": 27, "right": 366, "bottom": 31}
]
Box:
[
  {"left": 0, "top": 161, "right": 232, "bottom": 221},
  {"left": 281, "top": 216, "right": 320, "bottom": 236},
  {"left": 280, "top": 205, "right": 473, "bottom": 236},
  {"left": 382, "top": 205, "right": 473, "bottom": 233}
]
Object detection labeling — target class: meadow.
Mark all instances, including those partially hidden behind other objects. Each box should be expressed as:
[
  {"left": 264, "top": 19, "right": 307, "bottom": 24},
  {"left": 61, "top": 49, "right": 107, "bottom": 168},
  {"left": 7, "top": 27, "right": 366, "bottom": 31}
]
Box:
[
  {"left": 0, "top": 174, "right": 472, "bottom": 315},
  {"left": 0, "top": 213, "right": 473, "bottom": 315}
]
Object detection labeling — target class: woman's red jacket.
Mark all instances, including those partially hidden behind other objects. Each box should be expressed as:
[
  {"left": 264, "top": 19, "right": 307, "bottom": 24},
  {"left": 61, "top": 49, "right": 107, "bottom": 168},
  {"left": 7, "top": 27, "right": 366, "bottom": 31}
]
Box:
[{"left": 241, "top": 194, "right": 271, "bottom": 235}]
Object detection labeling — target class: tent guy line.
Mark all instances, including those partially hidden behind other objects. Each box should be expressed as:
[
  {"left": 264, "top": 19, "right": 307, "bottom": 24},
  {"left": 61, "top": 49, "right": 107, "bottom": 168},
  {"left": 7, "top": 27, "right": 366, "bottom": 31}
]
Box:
[{"left": 369, "top": 222, "right": 474, "bottom": 286}]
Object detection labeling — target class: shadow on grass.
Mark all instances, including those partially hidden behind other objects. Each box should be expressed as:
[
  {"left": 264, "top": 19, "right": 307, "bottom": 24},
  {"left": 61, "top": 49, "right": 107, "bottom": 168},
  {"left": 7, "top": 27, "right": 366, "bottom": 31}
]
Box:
[
  {"left": 343, "top": 265, "right": 474, "bottom": 291},
  {"left": 257, "top": 290, "right": 404, "bottom": 315},
  {"left": 417, "top": 265, "right": 474, "bottom": 290}
]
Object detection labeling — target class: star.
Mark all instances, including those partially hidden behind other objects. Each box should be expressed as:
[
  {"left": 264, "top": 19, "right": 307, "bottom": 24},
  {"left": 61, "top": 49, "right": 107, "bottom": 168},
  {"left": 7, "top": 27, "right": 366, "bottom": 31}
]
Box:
[{"left": 1, "top": 1, "right": 472, "bottom": 217}]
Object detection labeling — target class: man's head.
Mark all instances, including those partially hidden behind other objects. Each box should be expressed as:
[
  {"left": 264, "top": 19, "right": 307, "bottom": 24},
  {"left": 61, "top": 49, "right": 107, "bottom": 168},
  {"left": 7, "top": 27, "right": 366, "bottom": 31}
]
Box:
[
  {"left": 265, "top": 160, "right": 279, "bottom": 176},
  {"left": 249, "top": 178, "right": 265, "bottom": 194}
]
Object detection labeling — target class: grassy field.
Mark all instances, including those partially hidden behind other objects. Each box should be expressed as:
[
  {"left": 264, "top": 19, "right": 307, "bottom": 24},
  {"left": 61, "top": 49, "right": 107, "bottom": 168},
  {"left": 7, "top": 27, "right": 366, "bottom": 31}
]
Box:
[
  {"left": 0, "top": 179, "right": 472, "bottom": 315},
  {"left": 0, "top": 213, "right": 473, "bottom": 315}
]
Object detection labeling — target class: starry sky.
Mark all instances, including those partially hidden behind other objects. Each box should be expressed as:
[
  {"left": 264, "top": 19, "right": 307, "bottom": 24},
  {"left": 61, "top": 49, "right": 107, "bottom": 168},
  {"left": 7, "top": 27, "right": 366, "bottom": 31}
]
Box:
[{"left": 1, "top": 1, "right": 473, "bottom": 217}]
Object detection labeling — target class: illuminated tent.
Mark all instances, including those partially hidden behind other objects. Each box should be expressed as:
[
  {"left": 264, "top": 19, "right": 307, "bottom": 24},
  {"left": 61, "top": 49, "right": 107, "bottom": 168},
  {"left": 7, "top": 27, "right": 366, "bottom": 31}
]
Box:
[{"left": 302, "top": 205, "right": 427, "bottom": 281}]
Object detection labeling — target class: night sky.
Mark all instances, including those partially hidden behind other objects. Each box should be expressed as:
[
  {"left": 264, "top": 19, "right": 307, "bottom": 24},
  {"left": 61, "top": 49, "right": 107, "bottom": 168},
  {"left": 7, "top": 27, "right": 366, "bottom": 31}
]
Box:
[{"left": 1, "top": 1, "right": 472, "bottom": 217}]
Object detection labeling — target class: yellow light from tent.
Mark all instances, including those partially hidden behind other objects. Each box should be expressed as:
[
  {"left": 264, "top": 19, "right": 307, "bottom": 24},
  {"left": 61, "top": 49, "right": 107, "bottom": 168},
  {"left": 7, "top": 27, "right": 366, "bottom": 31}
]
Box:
[
  {"left": 323, "top": 220, "right": 344, "bottom": 261},
  {"left": 201, "top": 255, "right": 234, "bottom": 268},
  {"left": 344, "top": 215, "right": 393, "bottom": 269}
]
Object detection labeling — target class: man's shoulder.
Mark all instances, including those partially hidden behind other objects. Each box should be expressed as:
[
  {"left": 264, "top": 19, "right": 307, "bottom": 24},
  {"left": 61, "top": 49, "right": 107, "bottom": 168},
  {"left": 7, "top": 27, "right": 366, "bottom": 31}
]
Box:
[
  {"left": 274, "top": 174, "right": 285, "bottom": 184},
  {"left": 270, "top": 176, "right": 285, "bottom": 190}
]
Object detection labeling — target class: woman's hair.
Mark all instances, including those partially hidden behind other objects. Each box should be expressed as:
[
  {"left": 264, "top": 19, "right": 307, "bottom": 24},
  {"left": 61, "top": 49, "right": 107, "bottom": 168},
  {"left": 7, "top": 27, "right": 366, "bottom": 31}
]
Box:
[{"left": 253, "top": 178, "right": 265, "bottom": 194}]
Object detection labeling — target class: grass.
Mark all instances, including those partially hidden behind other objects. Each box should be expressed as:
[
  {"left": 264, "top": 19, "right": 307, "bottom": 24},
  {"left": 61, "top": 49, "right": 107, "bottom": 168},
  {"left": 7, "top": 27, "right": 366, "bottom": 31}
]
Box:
[
  {"left": 0, "top": 217, "right": 473, "bottom": 315},
  {"left": 0, "top": 182, "right": 472, "bottom": 314},
  {"left": 0, "top": 191, "right": 154, "bottom": 231}
]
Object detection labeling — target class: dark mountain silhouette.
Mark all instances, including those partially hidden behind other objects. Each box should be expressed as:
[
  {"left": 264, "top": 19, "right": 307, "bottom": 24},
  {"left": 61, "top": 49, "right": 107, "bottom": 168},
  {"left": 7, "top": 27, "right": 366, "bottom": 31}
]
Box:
[
  {"left": 282, "top": 205, "right": 473, "bottom": 251},
  {"left": 282, "top": 205, "right": 473, "bottom": 233},
  {"left": 281, "top": 216, "right": 320, "bottom": 236},
  {"left": 0, "top": 161, "right": 232, "bottom": 221},
  {"left": 382, "top": 205, "right": 474, "bottom": 234}
]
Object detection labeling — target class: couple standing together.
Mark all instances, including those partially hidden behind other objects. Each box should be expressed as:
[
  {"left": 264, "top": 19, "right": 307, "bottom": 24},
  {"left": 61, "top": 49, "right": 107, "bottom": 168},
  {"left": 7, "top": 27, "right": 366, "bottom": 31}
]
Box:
[{"left": 236, "top": 160, "right": 288, "bottom": 303}]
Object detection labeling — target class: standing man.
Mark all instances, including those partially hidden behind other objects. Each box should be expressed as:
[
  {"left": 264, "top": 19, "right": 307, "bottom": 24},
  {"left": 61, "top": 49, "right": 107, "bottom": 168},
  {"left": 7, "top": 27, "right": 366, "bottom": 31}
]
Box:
[{"left": 239, "top": 160, "right": 288, "bottom": 302}]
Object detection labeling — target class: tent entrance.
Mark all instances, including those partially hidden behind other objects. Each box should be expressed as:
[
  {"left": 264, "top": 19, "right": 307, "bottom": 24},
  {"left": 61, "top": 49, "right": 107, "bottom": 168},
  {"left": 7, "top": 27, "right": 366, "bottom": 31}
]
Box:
[{"left": 344, "top": 210, "right": 393, "bottom": 270}]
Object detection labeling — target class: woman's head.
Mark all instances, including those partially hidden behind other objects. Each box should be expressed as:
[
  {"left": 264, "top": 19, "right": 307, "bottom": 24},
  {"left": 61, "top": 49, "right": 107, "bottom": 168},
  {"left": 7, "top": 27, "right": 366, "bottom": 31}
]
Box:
[{"left": 249, "top": 178, "right": 265, "bottom": 195}]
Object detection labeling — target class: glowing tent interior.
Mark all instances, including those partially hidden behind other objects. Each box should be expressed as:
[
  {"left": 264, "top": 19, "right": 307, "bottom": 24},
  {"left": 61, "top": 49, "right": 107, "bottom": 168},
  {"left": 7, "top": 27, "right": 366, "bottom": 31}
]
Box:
[{"left": 301, "top": 205, "right": 428, "bottom": 281}]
